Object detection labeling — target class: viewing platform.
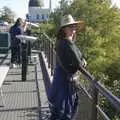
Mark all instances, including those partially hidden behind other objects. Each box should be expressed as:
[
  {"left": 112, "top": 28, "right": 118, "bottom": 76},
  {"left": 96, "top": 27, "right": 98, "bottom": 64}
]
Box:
[
  {"left": 0, "top": 53, "right": 50, "bottom": 120},
  {"left": 0, "top": 32, "right": 119, "bottom": 120}
]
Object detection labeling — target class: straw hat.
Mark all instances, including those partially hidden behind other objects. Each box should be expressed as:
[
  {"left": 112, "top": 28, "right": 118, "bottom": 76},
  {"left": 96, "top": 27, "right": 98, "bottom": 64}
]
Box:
[{"left": 60, "top": 14, "right": 84, "bottom": 28}]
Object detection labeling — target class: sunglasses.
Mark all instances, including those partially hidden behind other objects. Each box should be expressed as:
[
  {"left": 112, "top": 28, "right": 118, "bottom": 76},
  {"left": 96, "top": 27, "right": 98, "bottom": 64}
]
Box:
[
  {"left": 69, "top": 25, "right": 76, "bottom": 28},
  {"left": 65, "top": 25, "right": 75, "bottom": 30}
]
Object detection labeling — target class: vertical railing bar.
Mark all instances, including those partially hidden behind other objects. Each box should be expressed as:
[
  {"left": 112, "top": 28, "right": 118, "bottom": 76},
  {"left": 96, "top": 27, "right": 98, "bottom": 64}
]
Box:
[
  {"left": 35, "top": 64, "right": 42, "bottom": 120},
  {"left": 48, "top": 39, "right": 50, "bottom": 68},
  {"left": 90, "top": 80, "right": 98, "bottom": 120},
  {"left": 51, "top": 43, "right": 54, "bottom": 75},
  {"left": 97, "top": 105, "right": 111, "bottom": 120}
]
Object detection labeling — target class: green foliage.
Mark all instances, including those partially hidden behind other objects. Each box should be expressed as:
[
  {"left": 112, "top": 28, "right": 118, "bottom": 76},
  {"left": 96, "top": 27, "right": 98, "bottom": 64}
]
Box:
[
  {"left": 50, "top": 0, "right": 70, "bottom": 29},
  {"left": 41, "top": 0, "right": 120, "bottom": 119},
  {"left": 32, "top": 0, "right": 119, "bottom": 119},
  {"left": 69, "top": 0, "right": 120, "bottom": 119},
  {"left": 0, "top": 6, "right": 15, "bottom": 23},
  {"left": 47, "top": 0, "right": 120, "bottom": 84},
  {"left": 38, "top": 22, "right": 56, "bottom": 38}
]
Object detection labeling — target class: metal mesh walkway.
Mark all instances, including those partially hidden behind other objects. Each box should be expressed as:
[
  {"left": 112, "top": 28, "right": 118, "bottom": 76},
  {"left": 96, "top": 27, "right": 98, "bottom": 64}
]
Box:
[{"left": 0, "top": 60, "right": 50, "bottom": 120}]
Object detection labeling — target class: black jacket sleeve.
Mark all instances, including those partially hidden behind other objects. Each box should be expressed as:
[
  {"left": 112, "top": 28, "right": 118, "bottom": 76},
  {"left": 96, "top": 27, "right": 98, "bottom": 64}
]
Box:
[{"left": 57, "top": 39, "right": 84, "bottom": 74}]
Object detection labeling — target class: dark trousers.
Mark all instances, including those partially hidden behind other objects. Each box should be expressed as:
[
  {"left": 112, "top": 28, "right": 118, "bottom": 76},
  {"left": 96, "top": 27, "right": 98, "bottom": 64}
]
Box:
[{"left": 11, "top": 46, "right": 21, "bottom": 64}]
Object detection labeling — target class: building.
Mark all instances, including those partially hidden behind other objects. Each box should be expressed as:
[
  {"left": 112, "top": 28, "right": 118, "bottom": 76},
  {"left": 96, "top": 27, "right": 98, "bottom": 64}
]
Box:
[{"left": 27, "top": 0, "right": 51, "bottom": 22}]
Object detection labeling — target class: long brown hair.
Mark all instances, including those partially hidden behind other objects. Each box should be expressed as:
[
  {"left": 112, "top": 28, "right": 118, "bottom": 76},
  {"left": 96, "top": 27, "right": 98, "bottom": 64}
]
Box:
[
  {"left": 56, "top": 27, "right": 66, "bottom": 50},
  {"left": 57, "top": 27, "right": 66, "bottom": 40}
]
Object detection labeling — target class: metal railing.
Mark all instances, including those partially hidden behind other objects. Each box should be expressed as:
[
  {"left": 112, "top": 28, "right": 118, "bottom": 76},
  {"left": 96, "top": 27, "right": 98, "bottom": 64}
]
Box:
[
  {"left": 0, "top": 26, "right": 10, "bottom": 32},
  {"left": 40, "top": 33, "right": 56, "bottom": 76},
  {"left": 39, "top": 32, "right": 120, "bottom": 120},
  {"left": 0, "top": 52, "right": 10, "bottom": 65}
]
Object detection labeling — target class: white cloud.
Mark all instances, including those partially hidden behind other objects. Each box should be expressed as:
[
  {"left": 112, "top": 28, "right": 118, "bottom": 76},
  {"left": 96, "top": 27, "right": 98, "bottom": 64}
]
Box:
[{"left": 112, "top": 0, "right": 120, "bottom": 8}]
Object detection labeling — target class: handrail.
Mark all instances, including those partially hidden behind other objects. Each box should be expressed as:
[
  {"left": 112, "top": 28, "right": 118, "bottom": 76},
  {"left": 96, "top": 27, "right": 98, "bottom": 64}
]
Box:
[
  {"left": 95, "top": 82, "right": 120, "bottom": 111},
  {"left": 80, "top": 67, "right": 120, "bottom": 111},
  {"left": 39, "top": 32, "right": 120, "bottom": 120},
  {"left": 0, "top": 51, "right": 10, "bottom": 65}
]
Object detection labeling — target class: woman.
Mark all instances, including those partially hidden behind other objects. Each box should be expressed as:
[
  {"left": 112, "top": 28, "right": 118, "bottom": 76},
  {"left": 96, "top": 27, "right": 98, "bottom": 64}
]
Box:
[
  {"left": 9, "top": 18, "right": 24, "bottom": 67},
  {"left": 48, "top": 14, "right": 86, "bottom": 120}
]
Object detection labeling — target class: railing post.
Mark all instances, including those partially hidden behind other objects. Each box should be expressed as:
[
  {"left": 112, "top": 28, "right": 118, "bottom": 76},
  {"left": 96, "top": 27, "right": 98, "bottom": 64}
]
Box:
[
  {"left": 48, "top": 40, "right": 51, "bottom": 68},
  {"left": 51, "top": 44, "right": 54, "bottom": 76},
  {"left": 42, "top": 35, "right": 45, "bottom": 51},
  {"left": 90, "top": 81, "right": 98, "bottom": 120},
  {"left": 53, "top": 51, "right": 56, "bottom": 74},
  {"left": 44, "top": 37, "right": 47, "bottom": 58},
  {"left": 21, "top": 42, "right": 28, "bottom": 81},
  {"left": 41, "top": 35, "right": 45, "bottom": 51}
]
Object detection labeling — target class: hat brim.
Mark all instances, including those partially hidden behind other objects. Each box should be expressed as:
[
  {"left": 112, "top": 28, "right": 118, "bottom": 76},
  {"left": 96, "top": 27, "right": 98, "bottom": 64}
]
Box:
[
  {"left": 76, "top": 21, "right": 85, "bottom": 32},
  {"left": 61, "top": 20, "right": 84, "bottom": 28}
]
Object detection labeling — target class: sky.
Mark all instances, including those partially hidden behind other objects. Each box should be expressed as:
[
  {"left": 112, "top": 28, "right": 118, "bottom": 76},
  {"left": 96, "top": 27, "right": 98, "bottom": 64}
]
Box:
[
  {"left": 0, "top": 0, "right": 120, "bottom": 19},
  {"left": 0, "top": 0, "right": 61, "bottom": 19}
]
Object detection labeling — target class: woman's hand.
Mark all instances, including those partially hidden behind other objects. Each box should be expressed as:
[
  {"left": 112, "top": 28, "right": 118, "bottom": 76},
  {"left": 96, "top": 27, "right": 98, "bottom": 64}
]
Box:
[{"left": 82, "top": 58, "right": 87, "bottom": 67}]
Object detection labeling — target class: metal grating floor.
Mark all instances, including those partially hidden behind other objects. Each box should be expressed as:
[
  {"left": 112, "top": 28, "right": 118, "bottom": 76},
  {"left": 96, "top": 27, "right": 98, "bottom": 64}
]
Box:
[{"left": 0, "top": 63, "right": 49, "bottom": 120}]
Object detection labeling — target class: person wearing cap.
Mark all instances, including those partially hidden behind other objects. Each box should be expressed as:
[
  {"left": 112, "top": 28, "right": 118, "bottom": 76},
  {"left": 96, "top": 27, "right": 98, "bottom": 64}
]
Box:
[
  {"left": 48, "top": 14, "right": 87, "bottom": 120},
  {"left": 9, "top": 18, "right": 24, "bottom": 68}
]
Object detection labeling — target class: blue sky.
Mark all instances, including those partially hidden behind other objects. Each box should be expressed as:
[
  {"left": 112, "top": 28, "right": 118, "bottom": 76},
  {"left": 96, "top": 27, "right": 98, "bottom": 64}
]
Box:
[{"left": 0, "top": 0, "right": 120, "bottom": 19}]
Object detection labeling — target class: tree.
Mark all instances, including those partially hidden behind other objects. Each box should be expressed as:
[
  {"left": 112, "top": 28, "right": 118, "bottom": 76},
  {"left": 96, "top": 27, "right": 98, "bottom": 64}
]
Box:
[
  {"left": 0, "top": 6, "right": 15, "bottom": 23},
  {"left": 46, "top": 0, "right": 120, "bottom": 119},
  {"left": 49, "top": 0, "right": 70, "bottom": 35},
  {"left": 69, "top": 0, "right": 120, "bottom": 119}
]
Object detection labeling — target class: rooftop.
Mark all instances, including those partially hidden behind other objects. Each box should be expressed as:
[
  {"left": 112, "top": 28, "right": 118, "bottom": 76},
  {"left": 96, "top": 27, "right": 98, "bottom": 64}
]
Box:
[{"left": 29, "top": 0, "right": 43, "bottom": 7}]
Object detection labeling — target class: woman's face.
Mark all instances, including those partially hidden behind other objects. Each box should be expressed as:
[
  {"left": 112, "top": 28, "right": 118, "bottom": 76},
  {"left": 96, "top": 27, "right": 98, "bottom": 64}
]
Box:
[{"left": 64, "top": 25, "right": 76, "bottom": 39}]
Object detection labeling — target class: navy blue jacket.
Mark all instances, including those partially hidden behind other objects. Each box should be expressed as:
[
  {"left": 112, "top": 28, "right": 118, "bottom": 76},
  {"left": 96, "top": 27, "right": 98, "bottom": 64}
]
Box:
[{"left": 9, "top": 25, "right": 23, "bottom": 47}]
